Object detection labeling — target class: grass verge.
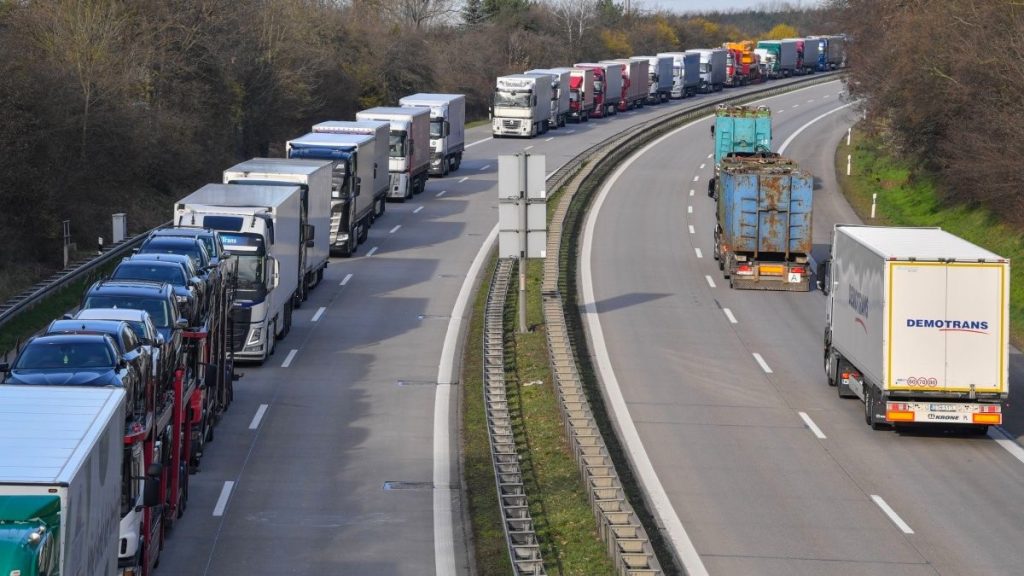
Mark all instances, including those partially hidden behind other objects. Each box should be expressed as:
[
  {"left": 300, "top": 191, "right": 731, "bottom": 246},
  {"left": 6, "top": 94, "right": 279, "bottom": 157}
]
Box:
[{"left": 836, "top": 128, "right": 1024, "bottom": 346}]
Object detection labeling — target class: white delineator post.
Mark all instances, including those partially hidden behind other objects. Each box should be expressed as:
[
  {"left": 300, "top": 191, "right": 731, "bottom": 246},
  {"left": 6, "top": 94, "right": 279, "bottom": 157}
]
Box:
[
  {"left": 847, "top": 127, "right": 851, "bottom": 146},
  {"left": 871, "top": 193, "right": 877, "bottom": 219},
  {"left": 847, "top": 154, "right": 852, "bottom": 176}
]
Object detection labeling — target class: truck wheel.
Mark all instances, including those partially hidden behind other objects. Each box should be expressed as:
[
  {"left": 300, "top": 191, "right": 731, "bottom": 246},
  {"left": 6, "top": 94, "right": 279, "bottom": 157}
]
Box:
[
  {"left": 357, "top": 221, "right": 369, "bottom": 244},
  {"left": 455, "top": 154, "right": 463, "bottom": 170},
  {"left": 268, "top": 320, "right": 277, "bottom": 357},
  {"left": 708, "top": 177, "right": 716, "bottom": 198},
  {"left": 283, "top": 300, "right": 293, "bottom": 338}
]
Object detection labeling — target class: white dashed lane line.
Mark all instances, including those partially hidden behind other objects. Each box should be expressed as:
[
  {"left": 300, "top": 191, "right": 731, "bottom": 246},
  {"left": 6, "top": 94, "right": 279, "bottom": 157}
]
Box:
[
  {"left": 413, "top": 206, "right": 423, "bottom": 214},
  {"left": 752, "top": 353, "right": 773, "bottom": 373},
  {"left": 688, "top": 225, "right": 694, "bottom": 234},
  {"left": 436, "top": 190, "right": 447, "bottom": 197},
  {"left": 722, "top": 308, "right": 738, "bottom": 324},
  {"left": 479, "top": 164, "right": 490, "bottom": 171},
  {"left": 695, "top": 248, "right": 703, "bottom": 259},
  {"left": 688, "top": 206, "right": 693, "bottom": 214},
  {"left": 213, "top": 481, "right": 234, "bottom": 517},
  {"left": 249, "top": 404, "right": 269, "bottom": 430},
  {"left": 311, "top": 307, "right": 326, "bottom": 322},
  {"left": 366, "top": 246, "right": 379, "bottom": 256},
  {"left": 389, "top": 225, "right": 401, "bottom": 234},
  {"left": 458, "top": 177, "right": 468, "bottom": 183},
  {"left": 340, "top": 273, "right": 353, "bottom": 286},
  {"left": 281, "top": 349, "right": 298, "bottom": 368},
  {"left": 705, "top": 275, "right": 716, "bottom": 288},
  {"left": 699, "top": 163, "right": 706, "bottom": 170},
  {"left": 798, "top": 412, "right": 827, "bottom": 439},
  {"left": 689, "top": 189, "right": 694, "bottom": 197},
  {"left": 872, "top": 495, "right": 914, "bottom": 534}
]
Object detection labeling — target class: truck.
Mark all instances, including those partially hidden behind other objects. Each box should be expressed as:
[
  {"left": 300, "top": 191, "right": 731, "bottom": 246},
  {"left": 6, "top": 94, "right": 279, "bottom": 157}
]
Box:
[
  {"left": 712, "top": 155, "right": 812, "bottom": 291},
  {"left": 808, "top": 35, "right": 846, "bottom": 70},
  {"left": 577, "top": 63, "right": 621, "bottom": 116},
  {"left": 398, "top": 93, "right": 466, "bottom": 176},
  {"left": 708, "top": 104, "right": 773, "bottom": 198},
  {"left": 819, "top": 225, "right": 1009, "bottom": 431},
  {"left": 286, "top": 132, "right": 379, "bottom": 253},
  {"left": 723, "top": 41, "right": 762, "bottom": 86},
  {"left": 783, "top": 38, "right": 816, "bottom": 75},
  {"left": 309, "top": 119, "right": 390, "bottom": 211},
  {"left": 756, "top": 39, "right": 798, "bottom": 77},
  {"left": 657, "top": 52, "right": 700, "bottom": 98},
  {"left": 524, "top": 69, "right": 571, "bottom": 129},
  {"left": 687, "top": 48, "right": 727, "bottom": 92},
  {"left": 356, "top": 106, "right": 431, "bottom": 199},
  {"left": 175, "top": 184, "right": 302, "bottom": 363},
  {"left": 637, "top": 55, "right": 672, "bottom": 103},
  {"left": 224, "top": 158, "right": 332, "bottom": 299},
  {"left": 491, "top": 74, "right": 553, "bottom": 137},
  {"left": 601, "top": 59, "right": 640, "bottom": 111},
  {"left": 574, "top": 63, "right": 616, "bottom": 117},
  {"left": 568, "top": 67, "right": 595, "bottom": 122},
  {"left": 0, "top": 386, "right": 125, "bottom": 576}
]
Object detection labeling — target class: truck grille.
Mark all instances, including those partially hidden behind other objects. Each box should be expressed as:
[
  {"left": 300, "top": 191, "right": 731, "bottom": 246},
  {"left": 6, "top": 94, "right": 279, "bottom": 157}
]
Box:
[
  {"left": 502, "top": 119, "right": 520, "bottom": 129},
  {"left": 230, "top": 306, "right": 252, "bottom": 353},
  {"left": 330, "top": 211, "right": 342, "bottom": 244}
]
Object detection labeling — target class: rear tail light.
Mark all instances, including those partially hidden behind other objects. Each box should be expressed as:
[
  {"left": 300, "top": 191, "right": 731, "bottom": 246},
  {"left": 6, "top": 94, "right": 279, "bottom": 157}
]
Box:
[
  {"left": 791, "top": 266, "right": 806, "bottom": 275},
  {"left": 736, "top": 264, "right": 754, "bottom": 276},
  {"left": 886, "top": 402, "right": 914, "bottom": 422},
  {"left": 972, "top": 413, "right": 1002, "bottom": 425}
]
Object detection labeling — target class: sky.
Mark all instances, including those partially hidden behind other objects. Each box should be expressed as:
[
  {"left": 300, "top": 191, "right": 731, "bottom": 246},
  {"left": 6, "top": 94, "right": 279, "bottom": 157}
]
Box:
[{"left": 635, "top": 0, "right": 823, "bottom": 15}]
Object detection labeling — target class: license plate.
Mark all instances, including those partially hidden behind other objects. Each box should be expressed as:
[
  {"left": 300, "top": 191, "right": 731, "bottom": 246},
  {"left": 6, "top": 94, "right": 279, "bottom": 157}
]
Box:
[
  {"left": 760, "top": 264, "right": 784, "bottom": 275},
  {"left": 929, "top": 404, "right": 957, "bottom": 412},
  {"left": 787, "top": 272, "right": 802, "bottom": 283}
]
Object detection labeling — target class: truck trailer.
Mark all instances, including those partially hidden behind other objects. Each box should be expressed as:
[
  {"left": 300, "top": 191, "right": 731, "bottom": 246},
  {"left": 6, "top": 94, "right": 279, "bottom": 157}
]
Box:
[
  {"left": 709, "top": 104, "right": 773, "bottom": 197},
  {"left": 574, "top": 63, "right": 615, "bottom": 117},
  {"left": 224, "top": 158, "right": 332, "bottom": 300},
  {"left": 309, "top": 119, "right": 390, "bottom": 212},
  {"left": 820, "top": 225, "right": 1009, "bottom": 431},
  {"left": 175, "top": 184, "right": 302, "bottom": 363},
  {"left": 492, "top": 74, "right": 553, "bottom": 137},
  {"left": 783, "top": 38, "right": 816, "bottom": 75},
  {"left": 0, "top": 386, "right": 125, "bottom": 576},
  {"left": 687, "top": 48, "right": 727, "bottom": 92},
  {"left": 568, "top": 67, "right": 595, "bottom": 122},
  {"left": 524, "top": 69, "right": 571, "bottom": 129},
  {"left": 356, "top": 106, "right": 431, "bottom": 199},
  {"left": 398, "top": 93, "right": 466, "bottom": 176},
  {"left": 657, "top": 52, "right": 700, "bottom": 98},
  {"left": 577, "top": 63, "right": 622, "bottom": 116},
  {"left": 604, "top": 59, "right": 647, "bottom": 110},
  {"left": 638, "top": 55, "right": 673, "bottom": 103},
  {"left": 286, "top": 132, "right": 380, "bottom": 252},
  {"left": 712, "top": 155, "right": 812, "bottom": 291},
  {"left": 756, "top": 40, "right": 799, "bottom": 77}
]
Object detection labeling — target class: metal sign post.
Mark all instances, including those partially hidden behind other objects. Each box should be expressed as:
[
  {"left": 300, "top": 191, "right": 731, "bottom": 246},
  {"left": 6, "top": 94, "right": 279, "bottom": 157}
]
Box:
[{"left": 498, "top": 153, "right": 547, "bottom": 333}]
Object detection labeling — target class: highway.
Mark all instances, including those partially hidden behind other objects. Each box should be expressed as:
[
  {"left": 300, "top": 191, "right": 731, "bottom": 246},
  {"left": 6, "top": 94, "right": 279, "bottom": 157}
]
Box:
[
  {"left": 155, "top": 78, "right": 823, "bottom": 575},
  {"left": 582, "top": 79, "right": 1024, "bottom": 575}
]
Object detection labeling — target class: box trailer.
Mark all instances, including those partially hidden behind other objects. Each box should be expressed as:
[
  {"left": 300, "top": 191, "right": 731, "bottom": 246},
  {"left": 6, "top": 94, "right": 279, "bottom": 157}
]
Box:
[
  {"left": 524, "top": 69, "right": 571, "bottom": 129},
  {"left": 398, "top": 93, "right": 466, "bottom": 176},
  {"left": 657, "top": 52, "right": 700, "bottom": 98},
  {"left": 356, "top": 106, "right": 431, "bottom": 199},
  {"left": 638, "top": 55, "right": 673, "bottom": 103},
  {"left": 310, "top": 120, "right": 391, "bottom": 208},
  {"left": 568, "top": 67, "right": 595, "bottom": 121},
  {"left": 492, "top": 74, "right": 553, "bottom": 137},
  {"left": 821, "top": 225, "right": 1010, "bottom": 430}
]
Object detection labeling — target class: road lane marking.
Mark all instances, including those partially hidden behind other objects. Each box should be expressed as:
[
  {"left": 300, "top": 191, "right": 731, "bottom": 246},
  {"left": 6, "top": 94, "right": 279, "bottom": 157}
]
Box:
[
  {"left": 281, "top": 349, "right": 298, "bottom": 368},
  {"left": 458, "top": 177, "right": 468, "bottom": 183},
  {"left": 436, "top": 190, "right": 447, "bottom": 197},
  {"left": 807, "top": 99, "right": 815, "bottom": 103},
  {"left": 688, "top": 225, "right": 695, "bottom": 234},
  {"left": 479, "top": 164, "right": 490, "bottom": 171},
  {"left": 311, "top": 307, "right": 326, "bottom": 322},
  {"left": 248, "top": 404, "right": 269, "bottom": 430},
  {"left": 689, "top": 189, "right": 694, "bottom": 196},
  {"left": 366, "top": 246, "right": 378, "bottom": 256},
  {"left": 466, "top": 137, "right": 492, "bottom": 148},
  {"left": 707, "top": 153, "right": 713, "bottom": 159},
  {"left": 705, "top": 275, "right": 716, "bottom": 288},
  {"left": 699, "top": 163, "right": 706, "bottom": 170},
  {"left": 792, "top": 104, "right": 799, "bottom": 108},
  {"left": 581, "top": 117, "right": 711, "bottom": 575},
  {"left": 687, "top": 205, "right": 693, "bottom": 214},
  {"left": 213, "top": 481, "right": 234, "bottom": 516},
  {"left": 695, "top": 248, "right": 703, "bottom": 258},
  {"left": 545, "top": 137, "right": 554, "bottom": 141},
  {"left": 692, "top": 175, "right": 700, "bottom": 182},
  {"left": 778, "top": 100, "right": 858, "bottom": 154},
  {"left": 524, "top": 145, "right": 534, "bottom": 150},
  {"left": 340, "top": 273, "right": 352, "bottom": 286},
  {"left": 871, "top": 495, "right": 914, "bottom": 534},
  {"left": 799, "top": 412, "right": 827, "bottom": 439},
  {"left": 566, "top": 129, "right": 576, "bottom": 133},
  {"left": 753, "top": 353, "right": 773, "bottom": 373},
  {"left": 389, "top": 225, "right": 402, "bottom": 234},
  {"left": 413, "top": 206, "right": 424, "bottom": 214},
  {"left": 988, "top": 427, "right": 1024, "bottom": 464},
  {"left": 436, "top": 221, "right": 500, "bottom": 576},
  {"left": 722, "top": 308, "right": 737, "bottom": 324}
]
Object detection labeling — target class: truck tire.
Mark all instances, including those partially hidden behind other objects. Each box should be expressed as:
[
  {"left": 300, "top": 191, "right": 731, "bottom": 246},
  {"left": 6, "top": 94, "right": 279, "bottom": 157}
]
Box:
[
  {"left": 455, "top": 153, "right": 463, "bottom": 170},
  {"left": 357, "top": 221, "right": 369, "bottom": 244},
  {"left": 283, "top": 300, "right": 293, "bottom": 338},
  {"left": 708, "top": 177, "right": 716, "bottom": 198}
]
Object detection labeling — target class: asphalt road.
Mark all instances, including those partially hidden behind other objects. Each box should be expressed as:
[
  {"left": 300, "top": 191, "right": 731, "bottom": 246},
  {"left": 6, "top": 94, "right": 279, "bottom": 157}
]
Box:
[
  {"left": 583, "top": 79, "right": 1024, "bottom": 575},
  {"left": 155, "top": 77, "right": 827, "bottom": 575}
]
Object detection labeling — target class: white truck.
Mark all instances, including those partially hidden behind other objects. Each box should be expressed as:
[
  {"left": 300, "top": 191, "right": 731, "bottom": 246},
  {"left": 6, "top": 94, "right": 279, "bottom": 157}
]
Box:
[
  {"left": 0, "top": 386, "right": 125, "bottom": 576},
  {"left": 605, "top": 58, "right": 647, "bottom": 110},
  {"left": 657, "top": 52, "right": 700, "bottom": 98},
  {"left": 310, "top": 119, "right": 390, "bottom": 210},
  {"left": 492, "top": 74, "right": 553, "bottom": 138},
  {"left": 356, "top": 106, "right": 431, "bottom": 200},
  {"left": 638, "top": 55, "right": 673, "bottom": 103},
  {"left": 820, "top": 225, "right": 1010, "bottom": 431},
  {"left": 175, "top": 184, "right": 302, "bottom": 362},
  {"left": 523, "top": 69, "right": 571, "bottom": 129},
  {"left": 568, "top": 67, "right": 595, "bottom": 122},
  {"left": 687, "top": 48, "right": 727, "bottom": 92},
  {"left": 224, "top": 158, "right": 332, "bottom": 302},
  {"left": 287, "top": 131, "right": 383, "bottom": 253},
  {"left": 398, "top": 93, "right": 466, "bottom": 176}
]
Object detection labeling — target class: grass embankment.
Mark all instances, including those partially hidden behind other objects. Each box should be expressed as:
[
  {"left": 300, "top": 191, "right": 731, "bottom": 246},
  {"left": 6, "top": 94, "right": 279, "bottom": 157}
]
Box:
[
  {"left": 836, "top": 129, "right": 1024, "bottom": 346},
  {"left": 462, "top": 256, "right": 615, "bottom": 575}
]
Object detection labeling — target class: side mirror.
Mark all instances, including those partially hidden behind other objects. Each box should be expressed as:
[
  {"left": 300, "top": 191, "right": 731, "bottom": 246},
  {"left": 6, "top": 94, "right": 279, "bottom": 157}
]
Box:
[
  {"left": 62, "top": 313, "right": 74, "bottom": 320},
  {"left": 269, "top": 258, "right": 280, "bottom": 290},
  {"left": 155, "top": 333, "right": 166, "bottom": 346},
  {"left": 305, "top": 224, "right": 315, "bottom": 248},
  {"left": 175, "top": 318, "right": 188, "bottom": 329},
  {"left": 817, "top": 259, "right": 831, "bottom": 294},
  {"left": 354, "top": 176, "right": 362, "bottom": 196}
]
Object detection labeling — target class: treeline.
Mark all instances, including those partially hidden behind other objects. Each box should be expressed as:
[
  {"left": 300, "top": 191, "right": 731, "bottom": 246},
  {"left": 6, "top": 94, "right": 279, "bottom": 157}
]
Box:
[
  {"left": 837, "top": 0, "right": 1024, "bottom": 217},
  {"left": 0, "top": 0, "right": 830, "bottom": 299}
]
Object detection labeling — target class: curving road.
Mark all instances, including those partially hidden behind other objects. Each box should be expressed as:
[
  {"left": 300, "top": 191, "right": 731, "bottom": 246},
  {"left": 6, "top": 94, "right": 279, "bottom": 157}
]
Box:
[
  {"left": 583, "top": 79, "right": 1024, "bottom": 575},
  {"left": 154, "top": 77, "right": 826, "bottom": 575}
]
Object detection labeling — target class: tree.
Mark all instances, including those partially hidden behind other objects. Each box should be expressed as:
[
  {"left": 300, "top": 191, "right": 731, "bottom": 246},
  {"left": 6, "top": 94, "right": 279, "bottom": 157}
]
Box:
[
  {"left": 763, "top": 23, "right": 797, "bottom": 39},
  {"left": 463, "top": 0, "right": 485, "bottom": 25},
  {"left": 546, "top": 0, "right": 597, "bottom": 61}
]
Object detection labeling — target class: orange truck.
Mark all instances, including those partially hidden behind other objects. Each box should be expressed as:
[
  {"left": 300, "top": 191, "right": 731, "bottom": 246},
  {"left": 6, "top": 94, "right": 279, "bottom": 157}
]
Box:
[{"left": 723, "top": 41, "right": 762, "bottom": 87}]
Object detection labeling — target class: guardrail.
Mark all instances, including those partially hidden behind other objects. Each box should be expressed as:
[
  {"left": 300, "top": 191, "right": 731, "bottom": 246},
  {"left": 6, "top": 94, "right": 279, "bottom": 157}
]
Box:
[
  {"left": 0, "top": 221, "right": 172, "bottom": 333},
  {"left": 540, "top": 73, "right": 844, "bottom": 575},
  {"left": 483, "top": 258, "right": 547, "bottom": 575}
]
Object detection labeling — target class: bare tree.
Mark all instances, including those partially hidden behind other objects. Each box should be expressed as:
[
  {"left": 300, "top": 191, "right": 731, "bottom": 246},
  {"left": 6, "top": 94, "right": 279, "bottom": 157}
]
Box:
[{"left": 547, "top": 0, "right": 597, "bottom": 61}]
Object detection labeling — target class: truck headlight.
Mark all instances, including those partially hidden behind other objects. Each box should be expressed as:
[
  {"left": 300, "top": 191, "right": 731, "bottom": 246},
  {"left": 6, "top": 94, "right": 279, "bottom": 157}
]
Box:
[{"left": 246, "top": 327, "right": 262, "bottom": 346}]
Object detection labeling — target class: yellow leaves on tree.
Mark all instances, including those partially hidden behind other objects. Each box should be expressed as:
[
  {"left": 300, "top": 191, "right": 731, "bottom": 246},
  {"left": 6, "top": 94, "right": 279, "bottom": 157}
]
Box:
[
  {"left": 764, "top": 24, "right": 798, "bottom": 40},
  {"left": 653, "top": 18, "right": 678, "bottom": 48},
  {"left": 600, "top": 29, "right": 631, "bottom": 58}
]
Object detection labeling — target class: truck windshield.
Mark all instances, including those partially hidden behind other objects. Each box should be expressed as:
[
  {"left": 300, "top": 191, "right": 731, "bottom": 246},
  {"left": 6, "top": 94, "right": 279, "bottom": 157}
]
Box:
[
  {"left": 331, "top": 160, "right": 350, "bottom": 199},
  {"left": 494, "top": 91, "right": 531, "bottom": 108},
  {"left": 569, "top": 91, "right": 579, "bottom": 102},
  {"left": 429, "top": 119, "right": 444, "bottom": 139},
  {"left": 593, "top": 80, "right": 603, "bottom": 94},
  {"left": 389, "top": 131, "right": 408, "bottom": 158},
  {"left": 15, "top": 340, "right": 115, "bottom": 370},
  {"left": 699, "top": 63, "right": 711, "bottom": 73},
  {"left": 83, "top": 296, "right": 171, "bottom": 328}
]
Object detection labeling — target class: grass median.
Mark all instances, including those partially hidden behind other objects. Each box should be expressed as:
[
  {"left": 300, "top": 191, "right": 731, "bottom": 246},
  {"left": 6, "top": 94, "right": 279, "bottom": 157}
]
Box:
[{"left": 836, "top": 128, "right": 1024, "bottom": 346}]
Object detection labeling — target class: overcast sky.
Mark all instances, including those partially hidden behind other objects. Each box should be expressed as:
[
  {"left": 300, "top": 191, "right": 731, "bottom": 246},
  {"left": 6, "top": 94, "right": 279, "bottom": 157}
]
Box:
[{"left": 635, "top": 0, "right": 823, "bottom": 15}]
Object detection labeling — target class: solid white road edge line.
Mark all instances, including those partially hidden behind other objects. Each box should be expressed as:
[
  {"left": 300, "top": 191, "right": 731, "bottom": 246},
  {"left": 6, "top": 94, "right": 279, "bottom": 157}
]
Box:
[
  {"left": 752, "top": 353, "right": 773, "bottom": 373},
  {"left": 212, "top": 481, "right": 234, "bottom": 517},
  {"left": 366, "top": 246, "right": 379, "bottom": 256},
  {"left": 390, "top": 225, "right": 402, "bottom": 234},
  {"left": 988, "top": 427, "right": 1024, "bottom": 465},
  {"left": 434, "top": 222, "right": 500, "bottom": 576},
  {"left": 311, "top": 307, "right": 326, "bottom": 322},
  {"left": 340, "top": 273, "right": 353, "bottom": 286},
  {"left": 705, "top": 275, "right": 716, "bottom": 288},
  {"left": 281, "top": 349, "right": 298, "bottom": 368},
  {"left": 722, "top": 308, "right": 738, "bottom": 324},
  {"left": 778, "top": 100, "right": 858, "bottom": 154},
  {"left": 871, "top": 495, "right": 914, "bottom": 534},
  {"left": 798, "top": 411, "right": 827, "bottom": 439},
  {"left": 248, "top": 404, "right": 269, "bottom": 430},
  {"left": 465, "top": 136, "right": 492, "bottom": 148},
  {"left": 582, "top": 117, "right": 710, "bottom": 576}
]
